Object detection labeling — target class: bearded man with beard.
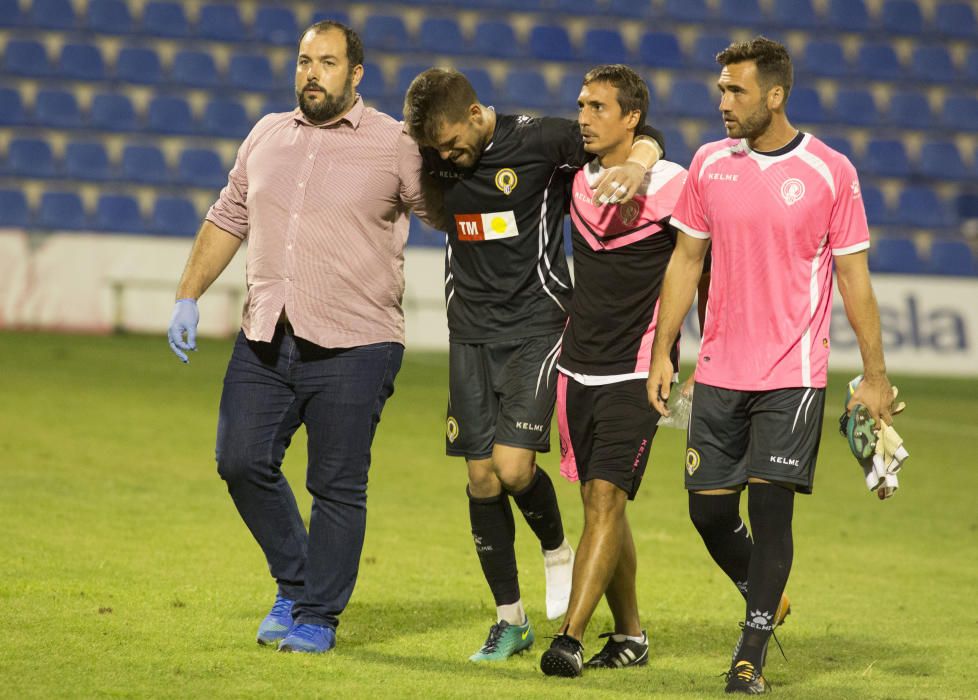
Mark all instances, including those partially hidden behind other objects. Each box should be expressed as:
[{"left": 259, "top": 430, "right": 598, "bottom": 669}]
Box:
[{"left": 166, "top": 21, "right": 443, "bottom": 654}]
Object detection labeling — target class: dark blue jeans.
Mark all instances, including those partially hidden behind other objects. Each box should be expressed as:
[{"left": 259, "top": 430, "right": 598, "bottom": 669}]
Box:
[{"left": 216, "top": 326, "right": 403, "bottom": 629}]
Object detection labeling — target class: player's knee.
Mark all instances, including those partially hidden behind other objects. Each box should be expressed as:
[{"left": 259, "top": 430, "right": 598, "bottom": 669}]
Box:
[
  {"left": 467, "top": 461, "right": 502, "bottom": 498},
  {"left": 216, "top": 448, "right": 255, "bottom": 486},
  {"left": 494, "top": 460, "right": 535, "bottom": 492},
  {"left": 688, "top": 491, "right": 739, "bottom": 533},
  {"left": 582, "top": 479, "right": 626, "bottom": 520}
]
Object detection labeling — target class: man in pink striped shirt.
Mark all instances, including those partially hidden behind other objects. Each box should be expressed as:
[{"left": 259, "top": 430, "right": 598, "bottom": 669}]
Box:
[
  {"left": 647, "top": 38, "right": 897, "bottom": 693},
  {"left": 166, "top": 21, "right": 440, "bottom": 654}
]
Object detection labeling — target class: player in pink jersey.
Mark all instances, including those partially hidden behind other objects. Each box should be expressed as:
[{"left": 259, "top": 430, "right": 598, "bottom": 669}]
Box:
[{"left": 646, "top": 38, "right": 898, "bottom": 694}]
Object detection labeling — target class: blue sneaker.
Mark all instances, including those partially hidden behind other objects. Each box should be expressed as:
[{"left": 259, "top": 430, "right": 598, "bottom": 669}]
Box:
[
  {"left": 256, "top": 594, "right": 295, "bottom": 646},
  {"left": 278, "top": 623, "right": 336, "bottom": 654}
]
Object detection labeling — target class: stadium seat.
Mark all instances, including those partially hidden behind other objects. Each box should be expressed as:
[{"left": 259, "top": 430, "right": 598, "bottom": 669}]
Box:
[
  {"left": 771, "top": 0, "right": 821, "bottom": 29},
  {"left": 833, "top": 89, "right": 878, "bottom": 127},
  {"left": 0, "top": 87, "right": 25, "bottom": 125},
  {"left": 202, "top": 98, "right": 252, "bottom": 138},
  {"left": 717, "top": 0, "right": 766, "bottom": 25},
  {"left": 965, "top": 49, "right": 978, "bottom": 83},
  {"left": 121, "top": 145, "right": 169, "bottom": 184},
  {"left": 196, "top": 4, "right": 247, "bottom": 42},
  {"left": 870, "top": 238, "right": 924, "bottom": 274},
  {"left": 59, "top": 44, "right": 107, "bottom": 81},
  {"left": 690, "top": 33, "right": 731, "bottom": 68},
  {"left": 309, "top": 10, "right": 350, "bottom": 26},
  {"left": 896, "top": 186, "right": 952, "bottom": 229},
  {"left": 607, "top": 0, "right": 654, "bottom": 19},
  {"left": 818, "top": 135, "right": 855, "bottom": 163},
  {"left": 146, "top": 96, "right": 196, "bottom": 135},
  {"left": 664, "top": 0, "right": 711, "bottom": 22},
  {"left": 362, "top": 15, "right": 413, "bottom": 52},
  {"left": 170, "top": 50, "right": 219, "bottom": 88},
  {"left": 64, "top": 142, "right": 111, "bottom": 182},
  {"left": 958, "top": 194, "right": 978, "bottom": 220},
  {"left": 3, "top": 39, "right": 51, "bottom": 77},
  {"left": 30, "top": 0, "right": 76, "bottom": 29},
  {"left": 860, "top": 185, "right": 893, "bottom": 227},
  {"left": 799, "top": 40, "right": 848, "bottom": 78},
  {"left": 942, "top": 95, "right": 978, "bottom": 131},
  {"left": 638, "top": 31, "right": 684, "bottom": 68},
  {"left": 581, "top": 29, "right": 630, "bottom": 65},
  {"left": 554, "top": 0, "right": 604, "bottom": 15},
  {"left": 528, "top": 24, "right": 577, "bottom": 62},
  {"left": 502, "top": 69, "right": 553, "bottom": 110},
  {"left": 33, "top": 90, "right": 82, "bottom": 129},
  {"left": 177, "top": 148, "right": 227, "bottom": 188},
  {"left": 38, "top": 191, "right": 86, "bottom": 230},
  {"left": 150, "top": 196, "right": 199, "bottom": 236},
  {"left": 115, "top": 47, "right": 163, "bottom": 84},
  {"left": 86, "top": 0, "right": 133, "bottom": 34},
  {"left": 253, "top": 6, "right": 298, "bottom": 46},
  {"left": 472, "top": 20, "right": 523, "bottom": 59},
  {"left": 658, "top": 126, "right": 691, "bottom": 167},
  {"left": 358, "top": 62, "right": 390, "bottom": 100},
  {"left": 0, "top": 189, "right": 29, "bottom": 227},
  {"left": 856, "top": 43, "right": 903, "bottom": 81},
  {"left": 888, "top": 91, "right": 934, "bottom": 129},
  {"left": 557, "top": 73, "right": 584, "bottom": 113},
  {"left": 395, "top": 64, "right": 431, "bottom": 101},
  {"left": 910, "top": 46, "right": 957, "bottom": 84},
  {"left": 863, "top": 139, "right": 911, "bottom": 178},
  {"left": 666, "top": 79, "right": 715, "bottom": 118},
  {"left": 880, "top": 0, "right": 925, "bottom": 36},
  {"left": 140, "top": 2, "right": 190, "bottom": 38},
  {"left": 94, "top": 194, "right": 144, "bottom": 233},
  {"left": 918, "top": 141, "right": 969, "bottom": 181},
  {"left": 458, "top": 67, "right": 496, "bottom": 105},
  {"left": 934, "top": 2, "right": 977, "bottom": 39},
  {"left": 0, "top": 0, "right": 22, "bottom": 26},
  {"left": 787, "top": 87, "right": 827, "bottom": 124},
  {"left": 826, "top": 0, "right": 870, "bottom": 32},
  {"left": 928, "top": 241, "right": 978, "bottom": 276},
  {"left": 90, "top": 92, "right": 137, "bottom": 132},
  {"left": 417, "top": 18, "right": 466, "bottom": 55},
  {"left": 228, "top": 53, "right": 277, "bottom": 92}
]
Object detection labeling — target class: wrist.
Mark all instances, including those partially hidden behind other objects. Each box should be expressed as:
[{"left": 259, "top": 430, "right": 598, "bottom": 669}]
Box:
[{"left": 627, "top": 139, "right": 661, "bottom": 170}]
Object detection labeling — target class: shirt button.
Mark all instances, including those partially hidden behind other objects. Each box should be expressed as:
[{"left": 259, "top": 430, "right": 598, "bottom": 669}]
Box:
[
  {"left": 298, "top": 182, "right": 305, "bottom": 188},
  {"left": 308, "top": 154, "right": 314, "bottom": 160}
]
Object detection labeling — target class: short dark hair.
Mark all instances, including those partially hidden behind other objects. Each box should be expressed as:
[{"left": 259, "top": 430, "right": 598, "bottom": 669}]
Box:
[
  {"left": 581, "top": 64, "right": 650, "bottom": 127},
  {"left": 403, "top": 68, "right": 479, "bottom": 145},
  {"left": 716, "top": 36, "right": 793, "bottom": 100},
  {"left": 299, "top": 20, "right": 364, "bottom": 69}
]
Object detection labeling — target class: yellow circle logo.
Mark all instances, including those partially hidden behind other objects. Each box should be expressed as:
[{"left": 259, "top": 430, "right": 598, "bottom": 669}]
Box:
[
  {"left": 446, "top": 416, "right": 459, "bottom": 443},
  {"left": 494, "top": 168, "right": 518, "bottom": 195},
  {"left": 685, "top": 448, "right": 701, "bottom": 476}
]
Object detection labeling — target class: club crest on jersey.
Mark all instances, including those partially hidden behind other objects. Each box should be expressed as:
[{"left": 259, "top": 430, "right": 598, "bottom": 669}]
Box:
[
  {"left": 494, "top": 168, "right": 518, "bottom": 195},
  {"left": 780, "top": 178, "right": 806, "bottom": 206},
  {"left": 447, "top": 416, "right": 459, "bottom": 443},
  {"left": 685, "top": 448, "right": 701, "bottom": 476},
  {"left": 618, "top": 200, "right": 640, "bottom": 225}
]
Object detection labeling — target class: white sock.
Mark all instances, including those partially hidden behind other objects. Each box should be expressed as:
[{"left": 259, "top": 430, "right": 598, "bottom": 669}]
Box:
[
  {"left": 611, "top": 631, "right": 647, "bottom": 644},
  {"left": 496, "top": 600, "right": 526, "bottom": 626},
  {"left": 543, "top": 537, "right": 569, "bottom": 556}
]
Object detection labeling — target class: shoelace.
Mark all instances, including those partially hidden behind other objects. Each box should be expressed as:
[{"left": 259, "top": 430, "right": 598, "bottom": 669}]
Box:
[
  {"left": 737, "top": 621, "right": 788, "bottom": 662},
  {"left": 480, "top": 623, "right": 504, "bottom": 652},
  {"left": 270, "top": 596, "right": 293, "bottom": 618},
  {"left": 289, "top": 624, "right": 323, "bottom": 642},
  {"left": 546, "top": 634, "right": 583, "bottom": 655}
]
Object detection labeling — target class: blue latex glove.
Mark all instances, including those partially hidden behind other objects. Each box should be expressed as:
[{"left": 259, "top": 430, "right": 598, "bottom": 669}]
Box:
[{"left": 168, "top": 298, "right": 199, "bottom": 363}]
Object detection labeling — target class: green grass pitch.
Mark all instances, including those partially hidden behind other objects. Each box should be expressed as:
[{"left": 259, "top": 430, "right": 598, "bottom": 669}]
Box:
[{"left": 1, "top": 331, "right": 976, "bottom": 699}]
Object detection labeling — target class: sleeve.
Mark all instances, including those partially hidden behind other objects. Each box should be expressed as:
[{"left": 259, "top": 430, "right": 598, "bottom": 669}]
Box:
[
  {"left": 829, "top": 160, "right": 871, "bottom": 256},
  {"left": 398, "top": 130, "right": 448, "bottom": 231},
  {"left": 205, "top": 117, "right": 270, "bottom": 240},
  {"left": 669, "top": 149, "right": 711, "bottom": 240}
]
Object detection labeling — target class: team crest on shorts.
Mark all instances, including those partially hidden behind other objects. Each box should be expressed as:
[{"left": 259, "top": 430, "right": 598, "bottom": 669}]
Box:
[
  {"left": 780, "top": 178, "right": 805, "bottom": 206},
  {"left": 446, "top": 416, "right": 459, "bottom": 443},
  {"left": 494, "top": 168, "right": 518, "bottom": 195},
  {"left": 618, "top": 199, "right": 640, "bottom": 225},
  {"left": 685, "top": 448, "right": 701, "bottom": 476}
]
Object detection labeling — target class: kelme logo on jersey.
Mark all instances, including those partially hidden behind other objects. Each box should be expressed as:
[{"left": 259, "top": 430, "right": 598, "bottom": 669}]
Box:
[
  {"left": 780, "top": 178, "right": 806, "bottom": 206},
  {"left": 447, "top": 416, "right": 459, "bottom": 443},
  {"left": 454, "top": 211, "right": 519, "bottom": 241},
  {"left": 618, "top": 200, "right": 640, "bottom": 226},
  {"left": 494, "top": 168, "right": 518, "bottom": 195},
  {"left": 685, "top": 448, "right": 701, "bottom": 476}
]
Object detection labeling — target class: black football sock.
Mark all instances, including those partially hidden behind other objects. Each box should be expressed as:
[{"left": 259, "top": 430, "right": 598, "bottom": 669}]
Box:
[
  {"left": 468, "top": 488, "right": 520, "bottom": 605},
  {"left": 737, "top": 482, "right": 795, "bottom": 669},
  {"left": 688, "top": 491, "right": 753, "bottom": 598},
  {"left": 510, "top": 465, "right": 565, "bottom": 551}
]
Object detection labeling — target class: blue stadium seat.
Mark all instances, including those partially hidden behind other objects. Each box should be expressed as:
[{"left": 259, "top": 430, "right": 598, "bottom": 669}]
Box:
[
  {"left": 880, "top": 0, "right": 925, "bottom": 36},
  {"left": 717, "top": 0, "right": 766, "bottom": 25},
  {"left": 121, "top": 145, "right": 169, "bottom": 184},
  {"left": 528, "top": 24, "right": 577, "bottom": 62},
  {"left": 33, "top": 90, "right": 82, "bottom": 129},
  {"left": 771, "top": 0, "right": 821, "bottom": 28},
  {"left": 202, "top": 99, "right": 251, "bottom": 138},
  {"left": 30, "top": 0, "right": 76, "bottom": 29},
  {"left": 3, "top": 39, "right": 51, "bottom": 77},
  {"left": 607, "top": 0, "right": 654, "bottom": 19},
  {"left": 417, "top": 17, "right": 466, "bottom": 55},
  {"left": 786, "top": 86, "right": 826, "bottom": 124},
  {"left": 581, "top": 29, "right": 630, "bottom": 65},
  {"left": 690, "top": 33, "right": 730, "bottom": 69},
  {"left": 59, "top": 44, "right": 107, "bottom": 81},
  {"left": 151, "top": 196, "right": 199, "bottom": 236},
  {"left": 140, "top": 2, "right": 190, "bottom": 38},
  {"left": 557, "top": 73, "right": 584, "bottom": 113},
  {"left": 658, "top": 126, "right": 691, "bottom": 167},
  {"left": 666, "top": 79, "right": 715, "bottom": 118},
  {"left": 897, "top": 186, "right": 951, "bottom": 229},
  {"left": 38, "top": 191, "right": 86, "bottom": 230},
  {"left": 664, "top": 0, "right": 711, "bottom": 21},
  {"left": 170, "top": 50, "right": 219, "bottom": 88},
  {"left": 860, "top": 185, "right": 893, "bottom": 226},
  {"left": 177, "top": 148, "right": 227, "bottom": 188},
  {"left": 502, "top": 69, "right": 553, "bottom": 110},
  {"left": 887, "top": 91, "right": 934, "bottom": 129},
  {"left": 458, "top": 67, "right": 496, "bottom": 105},
  {"left": 87, "top": 0, "right": 132, "bottom": 34},
  {"left": 395, "top": 64, "right": 431, "bottom": 100},
  {"left": 253, "top": 6, "right": 298, "bottom": 46},
  {"left": 917, "top": 141, "right": 969, "bottom": 181},
  {"left": 870, "top": 238, "right": 924, "bottom": 274},
  {"left": 0, "top": 87, "right": 25, "bottom": 125},
  {"left": 554, "top": 0, "right": 604, "bottom": 15},
  {"left": 934, "top": 2, "right": 977, "bottom": 39},
  {"left": 910, "top": 46, "right": 957, "bottom": 84},
  {"left": 638, "top": 31, "right": 684, "bottom": 68},
  {"left": 928, "top": 241, "right": 978, "bottom": 276},
  {"left": 826, "top": 0, "right": 869, "bottom": 32},
  {"left": 958, "top": 194, "right": 978, "bottom": 220},
  {"left": 146, "top": 96, "right": 196, "bottom": 135},
  {"left": 472, "top": 21, "right": 523, "bottom": 59},
  {"left": 95, "top": 194, "right": 144, "bottom": 233},
  {"left": 863, "top": 139, "right": 911, "bottom": 178},
  {"left": 228, "top": 53, "right": 277, "bottom": 92},
  {"left": 115, "top": 47, "right": 163, "bottom": 84},
  {"left": 799, "top": 40, "right": 848, "bottom": 78},
  {"left": 309, "top": 10, "right": 350, "bottom": 26},
  {"left": 856, "top": 43, "right": 903, "bottom": 81},
  {"left": 64, "top": 142, "right": 111, "bottom": 181},
  {"left": 819, "top": 135, "right": 855, "bottom": 163},
  {"left": 362, "top": 15, "right": 412, "bottom": 52},
  {"left": 0, "top": 189, "right": 29, "bottom": 227},
  {"left": 90, "top": 92, "right": 137, "bottom": 131},
  {"left": 196, "top": 4, "right": 247, "bottom": 42},
  {"left": 965, "top": 49, "right": 978, "bottom": 83},
  {"left": 833, "top": 89, "right": 878, "bottom": 127},
  {"left": 0, "top": 0, "right": 22, "bottom": 26},
  {"left": 358, "top": 62, "right": 390, "bottom": 100},
  {"left": 942, "top": 95, "right": 978, "bottom": 131}
]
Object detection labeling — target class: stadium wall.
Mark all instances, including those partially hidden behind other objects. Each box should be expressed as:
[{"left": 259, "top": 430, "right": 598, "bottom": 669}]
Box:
[{"left": 1, "top": 229, "right": 975, "bottom": 377}]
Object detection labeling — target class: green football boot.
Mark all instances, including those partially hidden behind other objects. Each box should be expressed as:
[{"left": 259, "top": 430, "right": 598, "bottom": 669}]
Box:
[{"left": 469, "top": 619, "right": 534, "bottom": 661}]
